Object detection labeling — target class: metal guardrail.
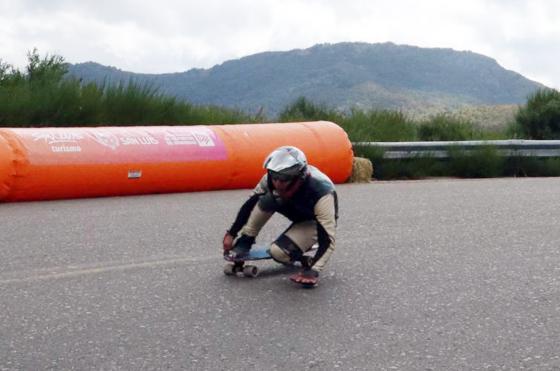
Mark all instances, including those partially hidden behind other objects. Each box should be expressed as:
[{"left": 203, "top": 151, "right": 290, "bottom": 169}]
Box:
[{"left": 353, "top": 140, "right": 560, "bottom": 159}]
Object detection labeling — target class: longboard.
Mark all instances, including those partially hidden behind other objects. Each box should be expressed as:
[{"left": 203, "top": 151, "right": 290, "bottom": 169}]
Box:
[
  {"left": 223, "top": 244, "right": 317, "bottom": 277},
  {"left": 224, "top": 244, "right": 271, "bottom": 262}
]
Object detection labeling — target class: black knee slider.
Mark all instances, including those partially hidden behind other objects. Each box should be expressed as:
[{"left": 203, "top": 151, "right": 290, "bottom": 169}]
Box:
[{"left": 273, "top": 234, "right": 303, "bottom": 261}]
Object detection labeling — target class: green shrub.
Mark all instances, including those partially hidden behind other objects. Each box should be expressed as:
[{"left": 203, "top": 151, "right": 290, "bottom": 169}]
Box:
[
  {"left": 447, "top": 146, "right": 505, "bottom": 178},
  {"left": 341, "top": 108, "right": 416, "bottom": 142},
  {"left": 535, "top": 158, "right": 560, "bottom": 176},
  {"left": 355, "top": 145, "right": 510, "bottom": 180},
  {"left": 278, "top": 96, "right": 342, "bottom": 123},
  {"left": 505, "top": 157, "right": 560, "bottom": 177},
  {"left": 279, "top": 97, "right": 417, "bottom": 142},
  {"left": 515, "top": 88, "right": 560, "bottom": 139},
  {"left": 372, "top": 156, "right": 446, "bottom": 179},
  {"left": 417, "top": 114, "right": 480, "bottom": 141}
]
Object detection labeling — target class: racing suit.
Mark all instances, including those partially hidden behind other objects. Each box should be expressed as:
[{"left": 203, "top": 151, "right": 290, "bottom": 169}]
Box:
[{"left": 227, "top": 165, "right": 338, "bottom": 273}]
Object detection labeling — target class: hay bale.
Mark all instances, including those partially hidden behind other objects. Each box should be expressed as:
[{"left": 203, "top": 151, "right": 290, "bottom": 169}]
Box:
[{"left": 348, "top": 157, "right": 373, "bottom": 183}]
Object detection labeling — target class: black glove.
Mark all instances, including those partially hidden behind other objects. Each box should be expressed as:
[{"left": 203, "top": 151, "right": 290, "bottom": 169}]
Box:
[{"left": 232, "top": 234, "right": 255, "bottom": 253}]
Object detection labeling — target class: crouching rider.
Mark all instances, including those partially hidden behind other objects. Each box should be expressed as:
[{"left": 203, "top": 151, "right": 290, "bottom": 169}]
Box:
[{"left": 223, "top": 146, "right": 338, "bottom": 287}]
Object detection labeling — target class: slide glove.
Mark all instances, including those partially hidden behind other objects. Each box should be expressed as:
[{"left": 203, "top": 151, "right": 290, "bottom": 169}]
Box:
[
  {"left": 230, "top": 234, "right": 255, "bottom": 258},
  {"left": 290, "top": 268, "right": 319, "bottom": 287}
]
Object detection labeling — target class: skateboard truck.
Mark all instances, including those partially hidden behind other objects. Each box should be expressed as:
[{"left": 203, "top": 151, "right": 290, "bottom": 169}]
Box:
[{"left": 223, "top": 260, "right": 259, "bottom": 278}]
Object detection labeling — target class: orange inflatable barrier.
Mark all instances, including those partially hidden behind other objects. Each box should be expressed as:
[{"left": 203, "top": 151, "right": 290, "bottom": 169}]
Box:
[{"left": 0, "top": 121, "right": 353, "bottom": 202}]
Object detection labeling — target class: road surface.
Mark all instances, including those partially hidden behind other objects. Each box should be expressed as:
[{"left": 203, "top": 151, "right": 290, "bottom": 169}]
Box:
[{"left": 1, "top": 178, "right": 560, "bottom": 370}]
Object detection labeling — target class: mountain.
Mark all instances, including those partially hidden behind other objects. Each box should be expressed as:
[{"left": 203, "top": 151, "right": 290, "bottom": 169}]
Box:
[{"left": 67, "top": 42, "right": 545, "bottom": 117}]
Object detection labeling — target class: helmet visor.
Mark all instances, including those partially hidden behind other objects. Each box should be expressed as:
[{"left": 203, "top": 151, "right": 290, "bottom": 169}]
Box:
[{"left": 268, "top": 170, "right": 297, "bottom": 182}]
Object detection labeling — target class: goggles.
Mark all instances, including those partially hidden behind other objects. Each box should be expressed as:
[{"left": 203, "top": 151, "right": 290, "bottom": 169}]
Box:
[{"left": 268, "top": 170, "right": 297, "bottom": 182}]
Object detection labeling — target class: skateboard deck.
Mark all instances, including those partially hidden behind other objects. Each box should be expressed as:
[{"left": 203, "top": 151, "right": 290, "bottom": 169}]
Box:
[
  {"left": 223, "top": 244, "right": 317, "bottom": 278},
  {"left": 224, "top": 244, "right": 271, "bottom": 262}
]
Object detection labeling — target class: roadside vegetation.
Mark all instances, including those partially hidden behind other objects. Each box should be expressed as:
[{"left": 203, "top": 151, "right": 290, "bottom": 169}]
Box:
[
  {"left": 2, "top": 50, "right": 560, "bottom": 179},
  {"left": 0, "top": 50, "right": 254, "bottom": 127},
  {"left": 278, "top": 90, "right": 560, "bottom": 179}
]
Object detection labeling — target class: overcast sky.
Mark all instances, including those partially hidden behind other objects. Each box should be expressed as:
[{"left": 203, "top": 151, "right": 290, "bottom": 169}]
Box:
[{"left": 1, "top": 0, "right": 559, "bottom": 89}]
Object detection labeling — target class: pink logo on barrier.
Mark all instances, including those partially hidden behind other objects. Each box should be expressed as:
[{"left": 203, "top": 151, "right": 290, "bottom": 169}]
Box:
[
  {"left": 88, "top": 131, "right": 121, "bottom": 150},
  {"left": 11, "top": 126, "right": 228, "bottom": 165}
]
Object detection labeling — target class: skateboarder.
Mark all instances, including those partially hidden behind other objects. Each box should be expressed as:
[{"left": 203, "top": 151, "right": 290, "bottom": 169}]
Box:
[{"left": 223, "top": 146, "right": 338, "bottom": 287}]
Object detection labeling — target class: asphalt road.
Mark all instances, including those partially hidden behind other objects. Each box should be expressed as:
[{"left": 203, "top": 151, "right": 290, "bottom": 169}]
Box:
[{"left": 2, "top": 178, "right": 560, "bottom": 370}]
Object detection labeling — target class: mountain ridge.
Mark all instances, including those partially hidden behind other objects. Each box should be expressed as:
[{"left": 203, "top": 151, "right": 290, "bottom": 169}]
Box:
[{"left": 67, "top": 42, "right": 545, "bottom": 117}]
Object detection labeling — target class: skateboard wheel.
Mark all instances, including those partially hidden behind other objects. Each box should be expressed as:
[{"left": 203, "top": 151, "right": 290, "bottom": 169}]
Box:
[
  {"left": 223, "top": 264, "right": 236, "bottom": 276},
  {"left": 243, "top": 265, "right": 259, "bottom": 278}
]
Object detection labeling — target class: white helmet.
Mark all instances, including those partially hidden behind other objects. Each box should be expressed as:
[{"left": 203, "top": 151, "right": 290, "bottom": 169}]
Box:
[{"left": 263, "top": 146, "right": 308, "bottom": 181}]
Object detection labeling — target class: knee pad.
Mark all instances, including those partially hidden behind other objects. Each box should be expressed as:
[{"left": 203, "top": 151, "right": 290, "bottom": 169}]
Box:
[
  {"left": 269, "top": 244, "right": 292, "bottom": 264},
  {"left": 270, "top": 235, "right": 303, "bottom": 263}
]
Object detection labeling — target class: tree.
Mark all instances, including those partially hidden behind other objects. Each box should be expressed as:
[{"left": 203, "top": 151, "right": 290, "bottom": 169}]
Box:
[
  {"left": 515, "top": 88, "right": 560, "bottom": 139},
  {"left": 25, "top": 48, "right": 68, "bottom": 84}
]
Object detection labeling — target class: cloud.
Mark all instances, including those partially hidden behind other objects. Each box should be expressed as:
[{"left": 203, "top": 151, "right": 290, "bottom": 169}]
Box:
[
  {"left": 470, "top": 0, "right": 560, "bottom": 87},
  {"left": 0, "top": 0, "right": 558, "bottom": 88}
]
